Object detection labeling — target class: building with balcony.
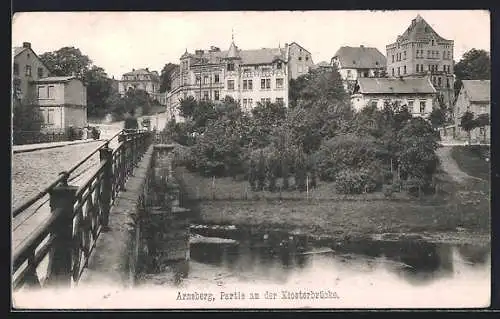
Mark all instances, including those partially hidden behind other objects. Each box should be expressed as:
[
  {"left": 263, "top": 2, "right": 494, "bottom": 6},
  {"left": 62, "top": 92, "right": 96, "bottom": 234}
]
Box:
[
  {"left": 386, "top": 14, "right": 455, "bottom": 108},
  {"left": 351, "top": 76, "right": 437, "bottom": 117},
  {"left": 32, "top": 76, "right": 87, "bottom": 130},
  {"left": 453, "top": 80, "right": 490, "bottom": 142},
  {"left": 167, "top": 37, "right": 314, "bottom": 114},
  {"left": 331, "top": 45, "right": 387, "bottom": 94}
]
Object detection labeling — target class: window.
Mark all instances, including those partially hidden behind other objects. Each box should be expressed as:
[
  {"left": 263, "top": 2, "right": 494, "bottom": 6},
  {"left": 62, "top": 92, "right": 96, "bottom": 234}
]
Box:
[
  {"left": 195, "top": 76, "right": 201, "bottom": 85},
  {"left": 442, "top": 51, "right": 446, "bottom": 59},
  {"left": 25, "top": 65, "right": 32, "bottom": 76},
  {"left": 37, "top": 86, "right": 45, "bottom": 98},
  {"left": 446, "top": 78, "right": 450, "bottom": 88},
  {"left": 261, "top": 78, "right": 270, "bottom": 90},
  {"left": 276, "top": 98, "right": 284, "bottom": 105},
  {"left": 203, "top": 91, "right": 209, "bottom": 100},
  {"left": 47, "top": 86, "right": 54, "bottom": 99},
  {"left": 214, "top": 74, "right": 220, "bottom": 83},
  {"left": 248, "top": 99, "right": 253, "bottom": 108},
  {"left": 298, "top": 57, "right": 302, "bottom": 61},
  {"left": 298, "top": 66, "right": 303, "bottom": 73},
  {"left": 243, "top": 80, "right": 248, "bottom": 90},
  {"left": 47, "top": 109, "right": 55, "bottom": 125},
  {"left": 371, "top": 100, "right": 378, "bottom": 108},
  {"left": 403, "top": 66, "right": 407, "bottom": 74},
  {"left": 242, "top": 99, "right": 248, "bottom": 109},
  {"left": 305, "top": 56, "right": 309, "bottom": 61},
  {"left": 392, "top": 68, "right": 394, "bottom": 76},
  {"left": 261, "top": 98, "right": 266, "bottom": 104},
  {"left": 404, "top": 51, "right": 407, "bottom": 60},
  {"left": 438, "top": 77, "right": 442, "bottom": 87},
  {"left": 277, "top": 62, "right": 282, "bottom": 69},
  {"left": 276, "top": 78, "right": 284, "bottom": 89},
  {"left": 427, "top": 50, "right": 431, "bottom": 58},
  {"left": 248, "top": 79, "right": 253, "bottom": 90},
  {"left": 408, "top": 100, "right": 414, "bottom": 108},
  {"left": 431, "top": 39, "right": 435, "bottom": 46},
  {"left": 266, "top": 98, "right": 271, "bottom": 103},
  {"left": 13, "top": 63, "right": 19, "bottom": 75},
  {"left": 392, "top": 55, "right": 394, "bottom": 63},
  {"left": 227, "top": 63, "right": 235, "bottom": 71},
  {"left": 420, "top": 101, "right": 426, "bottom": 114},
  {"left": 397, "top": 67, "right": 400, "bottom": 76},
  {"left": 214, "top": 90, "right": 220, "bottom": 100},
  {"left": 227, "top": 80, "right": 235, "bottom": 90},
  {"left": 203, "top": 76, "right": 209, "bottom": 85},
  {"left": 480, "top": 105, "right": 487, "bottom": 114}
]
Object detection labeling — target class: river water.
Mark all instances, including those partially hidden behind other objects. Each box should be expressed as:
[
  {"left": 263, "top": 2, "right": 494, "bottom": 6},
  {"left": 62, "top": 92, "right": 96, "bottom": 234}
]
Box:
[{"left": 134, "top": 226, "right": 491, "bottom": 309}]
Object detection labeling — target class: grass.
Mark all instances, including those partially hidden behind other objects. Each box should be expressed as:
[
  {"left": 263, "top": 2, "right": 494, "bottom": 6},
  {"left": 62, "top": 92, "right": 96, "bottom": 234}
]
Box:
[
  {"left": 174, "top": 167, "right": 490, "bottom": 243},
  {"left": 450, "top": 145, "right": 491, "bottom": 181}
]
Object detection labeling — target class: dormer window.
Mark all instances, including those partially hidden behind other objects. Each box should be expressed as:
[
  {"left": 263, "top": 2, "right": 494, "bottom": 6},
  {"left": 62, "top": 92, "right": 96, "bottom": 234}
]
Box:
[
  {"left": 276, "top": 62, "right": 282, "bottom": 69},
  {"left": 375, "top": 61, "right": 379, "bottom": 66},
  {"left": 431, "top": 39, "right": 435, "bottom": 46},
  {"left": 227, "top": 63, "right": 235, "bottom": 71}
]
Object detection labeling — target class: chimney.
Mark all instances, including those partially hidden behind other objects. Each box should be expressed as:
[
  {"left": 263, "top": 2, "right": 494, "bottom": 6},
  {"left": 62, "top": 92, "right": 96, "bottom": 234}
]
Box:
[
  {"left": 360, "top": 45, "right": 364, "bottom": 48},
  {"left": 146, "top": 67, "right": 149, "bottom": 72},
  {"left": 132, "top": 68, "right": 135, "bottom": 71},
  {"left": 22, "top": 42, "right": 31, "bottom": 48}
]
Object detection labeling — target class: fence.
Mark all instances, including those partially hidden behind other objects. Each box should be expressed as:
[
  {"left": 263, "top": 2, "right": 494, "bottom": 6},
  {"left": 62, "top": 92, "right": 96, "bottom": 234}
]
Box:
[
  {"left": 12, "top": 129, "right": 153, "bottom": 290},
  {"left": 12, "top": 127, "right": 91, "bottom": 145}
]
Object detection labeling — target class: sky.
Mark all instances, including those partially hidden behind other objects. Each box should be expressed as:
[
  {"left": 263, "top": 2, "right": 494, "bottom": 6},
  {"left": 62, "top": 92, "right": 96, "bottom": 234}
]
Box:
[{"left": 12, "top": 10, "right": 490, "bottom": 79}]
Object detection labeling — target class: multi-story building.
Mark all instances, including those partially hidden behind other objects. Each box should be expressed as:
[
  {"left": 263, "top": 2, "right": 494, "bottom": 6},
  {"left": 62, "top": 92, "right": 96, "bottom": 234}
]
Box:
[
  {"left": 286, "top": 42, "right": 315, "bottom": 80},
  {"left": 12, "top": 42, "right": 51, "bottom": 105},
  {"left": 167, "top": 38, "right": 314, "bottom": 114},
  {"left": 386, "top": 14, "right": 455, "bottom": 108},
  {"left": 167, "top": 41, "right": 314, "bottom": 114},
  {"left": 351, "top": 76, "right": 437, "bottom": 117},
  {"left": 118, "top": 68, "right": 166, "bottom": 105},
  {"left": 331, "top": 45, "right": 387, "bottom": 94},
  {"left": 12, "top": 42, "right": 88, "bottom": 131},
  {"left": 453, "top": 80, "right": 490, "bottom": 142},
  {"left": 33, "top": 76, "right": 87, "bottom": 130}
]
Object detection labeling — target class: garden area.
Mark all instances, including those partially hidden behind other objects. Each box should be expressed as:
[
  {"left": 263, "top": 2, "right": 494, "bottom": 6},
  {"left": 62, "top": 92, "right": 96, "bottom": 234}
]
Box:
[{"left": 163, "top": 67, "right": 490, "bottom": 244}]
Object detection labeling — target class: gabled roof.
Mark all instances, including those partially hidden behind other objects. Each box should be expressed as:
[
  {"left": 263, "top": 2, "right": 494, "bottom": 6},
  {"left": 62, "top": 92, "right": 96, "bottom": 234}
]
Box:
[
  {"left": 227, "top": 41, "right": 240, "bottom": 59},
  {"left": 356, "top": 77, "right": 436, "bottom": 94},
  {"left": 461, "top": 80, "right": 490, "bottom": 103},
  {"left": 289, "top": 42, "right": 311, "bottom": 54},
  {"left": 396, "top": 14, "right": 452, "bottom": 43},
  {"left": 32, "top": 76, "right": 77, "bottom": 84},
  {"left": 13, "top": 47, "right": 27, "bottom": 57},
  {"left": 333, "top": 46, "right": 386, "bottom": 69}
]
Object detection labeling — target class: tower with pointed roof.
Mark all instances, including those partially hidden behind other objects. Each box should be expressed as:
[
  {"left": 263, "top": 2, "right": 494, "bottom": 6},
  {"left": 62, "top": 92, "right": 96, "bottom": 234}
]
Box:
[{"left": 386, "top": 14, "right": 455, "bottom": 109}]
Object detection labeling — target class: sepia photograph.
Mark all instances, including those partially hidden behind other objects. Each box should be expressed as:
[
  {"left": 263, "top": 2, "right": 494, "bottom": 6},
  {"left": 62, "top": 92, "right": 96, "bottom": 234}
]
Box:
[{"left": 11, "top": 10, "right": 491, "bottom": 309}]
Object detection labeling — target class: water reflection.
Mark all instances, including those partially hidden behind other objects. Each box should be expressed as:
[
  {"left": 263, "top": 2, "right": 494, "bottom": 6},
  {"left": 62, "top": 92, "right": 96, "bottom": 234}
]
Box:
[{"left": 144, "top": 227, "right": 490, "bottom": 293}]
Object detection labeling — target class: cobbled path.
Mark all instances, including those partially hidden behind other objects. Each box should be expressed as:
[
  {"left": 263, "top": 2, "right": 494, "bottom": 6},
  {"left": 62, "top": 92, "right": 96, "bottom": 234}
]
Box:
[{"left": 12, "top": 141, "right": 104, "bottom": 209}]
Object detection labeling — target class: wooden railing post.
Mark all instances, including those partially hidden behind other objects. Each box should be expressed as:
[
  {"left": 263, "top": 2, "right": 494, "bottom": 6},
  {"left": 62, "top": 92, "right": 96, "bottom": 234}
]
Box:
[
  {"left": 99, "top": 145, "right": 114, "bottom": 229},
  {"left": 47, "top": 180, "right": 78, "bottom": 288}
]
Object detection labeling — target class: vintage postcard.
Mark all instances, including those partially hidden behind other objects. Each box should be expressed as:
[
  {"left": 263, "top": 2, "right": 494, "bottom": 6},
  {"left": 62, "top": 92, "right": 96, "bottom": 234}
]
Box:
[{"left": 11, "top": 10, "right": 491, "bottom": 309}]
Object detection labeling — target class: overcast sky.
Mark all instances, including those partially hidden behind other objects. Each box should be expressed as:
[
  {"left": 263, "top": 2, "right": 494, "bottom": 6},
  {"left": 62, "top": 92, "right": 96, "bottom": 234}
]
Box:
[{"left": 12, "top": 10, "right": 490, "bottom": 79}]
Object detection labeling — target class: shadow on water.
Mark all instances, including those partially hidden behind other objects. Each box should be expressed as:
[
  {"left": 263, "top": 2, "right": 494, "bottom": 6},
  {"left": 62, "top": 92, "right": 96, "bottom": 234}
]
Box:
[{"left": 183, "top": 226, "right": 490, "bottom": 287}]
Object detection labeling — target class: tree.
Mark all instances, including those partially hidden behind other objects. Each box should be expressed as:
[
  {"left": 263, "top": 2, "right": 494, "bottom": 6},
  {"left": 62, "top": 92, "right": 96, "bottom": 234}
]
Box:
[
  {"left": 39, "top": 47, "right": 92, "bottom": 79},
  {"left": 13, "top": 101, "right": 44, "bottom": 132},
  {"left": 159, "top": 63, "right": 179, "bottom": 92},
  {"left": 257, "top": 150, "right": 267, "bottom": 191},
  {"left": 454, "top": 49, "right": 491, "bottom": 97},
  {"left": 124, "top": 88, "right": 152, "bottom": 115},
  {"left": 460, "top": 111, "right": 476, "bottom": 144},
  {"left": 84, "top": 66, "right": 113, "bottom": 117},
  {"left": 428, "top": 107, "right": 447, "bottom": 129},
  {"left": 396, "top": 117, "right": 440, "bottom": 189},
  {"left": 178, "top": 96, "right": 198, "bottom": 119}
]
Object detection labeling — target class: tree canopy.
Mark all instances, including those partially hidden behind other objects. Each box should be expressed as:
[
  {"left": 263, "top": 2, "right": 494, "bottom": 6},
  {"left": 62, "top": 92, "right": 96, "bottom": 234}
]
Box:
[{"left": 454, "top": 49, "right": 491, "bottom": 97}]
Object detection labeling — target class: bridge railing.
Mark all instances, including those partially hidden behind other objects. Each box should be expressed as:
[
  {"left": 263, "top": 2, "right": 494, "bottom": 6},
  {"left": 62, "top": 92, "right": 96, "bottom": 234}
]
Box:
[{"left": 12, "top": 129, "right": 153, "bottom": 291}]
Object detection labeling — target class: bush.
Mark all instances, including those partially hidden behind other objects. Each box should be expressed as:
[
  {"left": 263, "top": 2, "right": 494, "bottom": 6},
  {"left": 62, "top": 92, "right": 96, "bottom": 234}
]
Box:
[{"left": 334, "top": 168, "right": 377, "bottom": 194}]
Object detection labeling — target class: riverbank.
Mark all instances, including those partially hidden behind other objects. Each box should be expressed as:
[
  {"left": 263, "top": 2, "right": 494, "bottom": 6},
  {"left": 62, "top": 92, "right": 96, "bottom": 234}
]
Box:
[{"left": 173, "top": 146, "right": 490, "bottom": 246}]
